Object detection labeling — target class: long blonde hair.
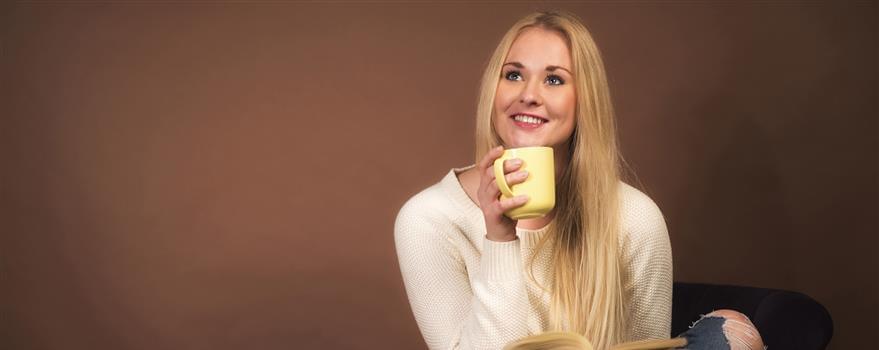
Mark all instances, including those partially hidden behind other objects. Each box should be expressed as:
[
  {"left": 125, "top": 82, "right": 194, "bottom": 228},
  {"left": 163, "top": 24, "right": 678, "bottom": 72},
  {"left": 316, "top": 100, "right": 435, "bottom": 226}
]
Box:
[{"left": 474, "top": 11, "right": 629, "bottom": 349}]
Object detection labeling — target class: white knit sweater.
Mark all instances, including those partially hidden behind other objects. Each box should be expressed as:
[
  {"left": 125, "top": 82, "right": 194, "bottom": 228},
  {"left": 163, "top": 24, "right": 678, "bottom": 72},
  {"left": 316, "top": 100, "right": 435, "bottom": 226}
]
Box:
[{"left": 394, "top": 166, "right": 673, "bottom": 350}]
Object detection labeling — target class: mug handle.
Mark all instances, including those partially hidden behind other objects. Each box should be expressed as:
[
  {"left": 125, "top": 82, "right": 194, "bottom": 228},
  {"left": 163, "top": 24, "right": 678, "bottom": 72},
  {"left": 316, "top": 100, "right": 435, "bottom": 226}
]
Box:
[{"left": 493, "top": 158, "right": 516, "bottom": 198}]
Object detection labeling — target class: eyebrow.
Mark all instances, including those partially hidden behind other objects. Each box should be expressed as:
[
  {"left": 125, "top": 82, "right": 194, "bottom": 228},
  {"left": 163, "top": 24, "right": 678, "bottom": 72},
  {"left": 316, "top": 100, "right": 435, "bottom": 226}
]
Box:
[{"left": 502, "top": 61, "right": 572, "bottom": 75}]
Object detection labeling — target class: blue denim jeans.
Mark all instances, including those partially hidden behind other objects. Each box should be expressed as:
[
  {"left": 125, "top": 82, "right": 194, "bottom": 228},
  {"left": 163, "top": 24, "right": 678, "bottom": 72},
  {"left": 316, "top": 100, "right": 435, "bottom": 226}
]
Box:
[
  {"left": 674, "top": 314, "right": 768, "bottom": 350},
  {"left": 674, "top": 316, "right": 730, "bottom": 349}
]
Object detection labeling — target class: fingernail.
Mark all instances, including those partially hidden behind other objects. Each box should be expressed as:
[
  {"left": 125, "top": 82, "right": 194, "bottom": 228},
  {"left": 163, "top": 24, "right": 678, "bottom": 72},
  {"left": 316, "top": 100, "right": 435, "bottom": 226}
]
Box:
[
  {"left": 511, "top": 159, "right": 522, "bottom": 166},
  {"left": 519, "top": 195, "right": 530, "bottom": 202},
  {"left": 519, "top": 170, "right": 529, "bottom": 178}
]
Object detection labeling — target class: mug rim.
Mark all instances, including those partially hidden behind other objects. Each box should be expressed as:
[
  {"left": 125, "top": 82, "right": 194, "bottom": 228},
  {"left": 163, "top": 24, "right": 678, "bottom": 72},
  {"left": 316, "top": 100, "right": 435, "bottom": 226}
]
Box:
[{"left": 503, "top": 146, "right": 553, "bottom": 151}]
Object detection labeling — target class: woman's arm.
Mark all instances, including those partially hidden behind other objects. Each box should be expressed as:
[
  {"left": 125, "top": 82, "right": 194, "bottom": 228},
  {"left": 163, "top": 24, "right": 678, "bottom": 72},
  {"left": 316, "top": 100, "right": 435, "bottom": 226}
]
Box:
[
  {"left": 621, "top": 186, "right": 674, "bottom": 340},
  {"left": 394, "top": 197, "right": 531, "bottom": 350}
]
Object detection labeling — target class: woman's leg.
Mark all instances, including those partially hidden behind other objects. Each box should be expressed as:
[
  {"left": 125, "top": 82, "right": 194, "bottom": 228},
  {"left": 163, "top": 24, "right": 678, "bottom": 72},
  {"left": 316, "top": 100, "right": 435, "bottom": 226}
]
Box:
[{"left": 676, "top": 309, "right": 766, "bottom": 350}]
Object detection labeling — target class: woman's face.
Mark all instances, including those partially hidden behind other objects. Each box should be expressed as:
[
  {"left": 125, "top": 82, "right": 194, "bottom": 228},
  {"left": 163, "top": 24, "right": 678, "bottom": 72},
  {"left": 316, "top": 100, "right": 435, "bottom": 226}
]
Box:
[{"left": 493, "top": 27, "right": 576, "bottom": 150}]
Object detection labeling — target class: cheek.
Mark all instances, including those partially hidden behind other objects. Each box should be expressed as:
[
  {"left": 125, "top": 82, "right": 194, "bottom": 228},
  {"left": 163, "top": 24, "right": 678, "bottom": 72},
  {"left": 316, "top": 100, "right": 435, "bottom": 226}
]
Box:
[
  {"left": 493, "top": 85, "right": 516, "bottom": 123},
  {"left": 566, "top": 100, "right": 576, "bottom": 123},
  {"left": 494, "top": 84, "right": 515, "bottom": 111},
  {"left": 564, "top": 89, "right": 576, "bottom": 114},
  {"left": 549, "top": 90, "right": 577, "bottom": 123}
]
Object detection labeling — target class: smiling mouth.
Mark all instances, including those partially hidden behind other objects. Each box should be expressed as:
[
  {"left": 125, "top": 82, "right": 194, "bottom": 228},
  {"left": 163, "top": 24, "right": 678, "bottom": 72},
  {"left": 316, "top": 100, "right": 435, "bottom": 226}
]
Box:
[{"left": 510, "top": 114, "right": 548, "bottom": 129}]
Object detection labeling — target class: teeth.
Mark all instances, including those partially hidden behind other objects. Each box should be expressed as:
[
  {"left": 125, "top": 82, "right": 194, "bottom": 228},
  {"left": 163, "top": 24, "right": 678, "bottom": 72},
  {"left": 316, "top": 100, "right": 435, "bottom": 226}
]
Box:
[{"left": 513, "top": 114, "right": 545, "bottom": 124}]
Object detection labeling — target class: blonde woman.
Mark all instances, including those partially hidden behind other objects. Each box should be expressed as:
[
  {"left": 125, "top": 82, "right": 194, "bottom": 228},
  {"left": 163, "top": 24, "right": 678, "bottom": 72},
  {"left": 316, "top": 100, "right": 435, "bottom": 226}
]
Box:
[{"left": 394, "top": 11, "right": 764, "bottom": 350}]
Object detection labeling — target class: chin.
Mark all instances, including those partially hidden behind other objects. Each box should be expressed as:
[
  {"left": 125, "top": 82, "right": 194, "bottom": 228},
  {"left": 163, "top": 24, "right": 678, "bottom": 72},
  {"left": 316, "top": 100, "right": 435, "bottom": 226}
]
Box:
[{"left": 504, "top": 137, "right": 545, "bottom": 148}]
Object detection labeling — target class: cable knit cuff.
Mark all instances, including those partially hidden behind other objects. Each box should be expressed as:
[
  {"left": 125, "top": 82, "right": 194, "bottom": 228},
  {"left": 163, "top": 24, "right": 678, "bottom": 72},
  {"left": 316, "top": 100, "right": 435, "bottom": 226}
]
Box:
[{"left": 480, "top": 237, "right": 523, "bottom": 282}]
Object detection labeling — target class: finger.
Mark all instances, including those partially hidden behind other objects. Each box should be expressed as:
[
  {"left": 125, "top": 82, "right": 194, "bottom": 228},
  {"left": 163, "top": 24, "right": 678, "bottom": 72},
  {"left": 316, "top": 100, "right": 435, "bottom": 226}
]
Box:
[
  {"left": 497, "top": 195, "right": 529, "bottom": 212},
  {"left": 477, "top": 146, "right": 504, "bottom": 172},
  {"left": 485, "top": 176, "right": 500, "bottom": 198},
  {"left": 504, "top": 170, "right": 529, "bottom": 187},
  {"left": 503, "top": 158, "right": 523, "bottom": 174},
  {"left": 477, "top": 176, "right": 501, "bottom": 205},
  {"left": 479, "top": 161, "right": 497, "bottom": 189},
  {"left": 481, "top": 169, "right": 526, "bottom": 202},
  {"left": 484, "top": 163, "right": 496, "bottom": 180}
]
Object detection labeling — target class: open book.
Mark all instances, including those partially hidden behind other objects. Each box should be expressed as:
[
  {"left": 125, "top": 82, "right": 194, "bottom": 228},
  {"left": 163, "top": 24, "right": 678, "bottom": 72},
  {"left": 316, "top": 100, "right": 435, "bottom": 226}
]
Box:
[{"left": 505, "top": 332, "right": 689, "bottom": 350}]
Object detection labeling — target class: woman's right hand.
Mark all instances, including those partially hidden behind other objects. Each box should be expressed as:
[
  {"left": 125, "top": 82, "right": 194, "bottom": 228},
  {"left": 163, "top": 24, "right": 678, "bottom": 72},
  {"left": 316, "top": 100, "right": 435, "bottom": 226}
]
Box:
[{"left": 476, "top": 146, "right": 530, "bottom": 242}]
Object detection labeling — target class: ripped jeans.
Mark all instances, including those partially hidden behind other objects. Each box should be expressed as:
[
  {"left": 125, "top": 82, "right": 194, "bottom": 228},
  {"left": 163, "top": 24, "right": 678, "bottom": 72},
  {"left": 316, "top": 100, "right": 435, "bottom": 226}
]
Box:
[{"left": 675, "top": 310, "right": 767, "bottom": 350}]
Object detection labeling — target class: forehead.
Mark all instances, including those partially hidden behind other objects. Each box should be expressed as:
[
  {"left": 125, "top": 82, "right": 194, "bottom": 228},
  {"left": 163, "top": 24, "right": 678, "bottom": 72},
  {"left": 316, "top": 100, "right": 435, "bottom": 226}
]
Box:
[{"left": 505, "top": 27, "right": 572, "bottom": 68}]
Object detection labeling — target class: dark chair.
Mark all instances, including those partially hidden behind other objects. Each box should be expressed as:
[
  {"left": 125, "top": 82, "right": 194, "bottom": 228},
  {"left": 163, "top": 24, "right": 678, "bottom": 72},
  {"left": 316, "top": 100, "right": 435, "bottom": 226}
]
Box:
[{"left": 671, "top": 282, "right": 834, "bottom": 350}]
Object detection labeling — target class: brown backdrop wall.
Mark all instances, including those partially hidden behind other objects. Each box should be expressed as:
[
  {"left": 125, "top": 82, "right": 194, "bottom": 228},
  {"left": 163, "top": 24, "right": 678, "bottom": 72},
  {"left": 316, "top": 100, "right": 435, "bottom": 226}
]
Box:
[{"left": 2, "top": 2, "right": 875, "bottom": 349}]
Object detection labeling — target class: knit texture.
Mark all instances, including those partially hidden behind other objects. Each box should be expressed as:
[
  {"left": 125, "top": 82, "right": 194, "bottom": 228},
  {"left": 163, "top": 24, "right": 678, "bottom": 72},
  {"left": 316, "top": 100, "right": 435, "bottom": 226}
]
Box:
[{"left": 394, "top": 166, "right": 673, "bottom": 350}]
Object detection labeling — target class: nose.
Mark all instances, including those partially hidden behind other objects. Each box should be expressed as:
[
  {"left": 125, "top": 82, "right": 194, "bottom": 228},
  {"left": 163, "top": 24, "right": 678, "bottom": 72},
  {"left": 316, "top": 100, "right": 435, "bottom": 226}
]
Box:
[{"left": 518, "top": 79, "right": 542, "bottom": 106}]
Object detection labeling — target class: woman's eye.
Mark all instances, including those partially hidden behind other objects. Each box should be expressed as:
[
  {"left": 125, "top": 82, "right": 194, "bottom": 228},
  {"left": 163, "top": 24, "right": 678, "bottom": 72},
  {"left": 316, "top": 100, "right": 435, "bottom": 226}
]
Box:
[
  {"left": 546, "top": 75, "right": 565, "bottom": 85},
  {"left": 504, "top": 71, "right": 522, "bottom": 81}
]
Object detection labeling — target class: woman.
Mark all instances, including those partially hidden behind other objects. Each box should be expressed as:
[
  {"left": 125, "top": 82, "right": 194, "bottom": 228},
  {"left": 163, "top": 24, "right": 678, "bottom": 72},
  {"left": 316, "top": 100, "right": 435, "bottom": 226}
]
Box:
[{"left": 394, "top": 10, "right": 764, "bottom": 350}]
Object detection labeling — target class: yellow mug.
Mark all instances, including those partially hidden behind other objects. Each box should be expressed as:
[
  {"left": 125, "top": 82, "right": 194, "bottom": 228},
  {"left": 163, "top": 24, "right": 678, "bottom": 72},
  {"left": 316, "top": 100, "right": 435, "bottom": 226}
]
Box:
[{"left": 492, "top": 146, "right": 555, "bottom": 220}]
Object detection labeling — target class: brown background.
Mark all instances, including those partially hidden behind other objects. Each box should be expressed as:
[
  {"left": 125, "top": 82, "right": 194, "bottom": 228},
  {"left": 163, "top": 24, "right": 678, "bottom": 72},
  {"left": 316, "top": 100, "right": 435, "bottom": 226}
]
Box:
[{"left": 2, "top": 2, "right": 876, "bottom": 349}]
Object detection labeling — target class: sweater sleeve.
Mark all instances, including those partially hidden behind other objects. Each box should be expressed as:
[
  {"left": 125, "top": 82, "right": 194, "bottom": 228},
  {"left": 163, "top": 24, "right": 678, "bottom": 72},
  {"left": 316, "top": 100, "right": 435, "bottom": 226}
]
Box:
[
  {"left": 394, "top": 196, "right": 531, "bottom": 350},
  {"left": 622, "top": 188, "right": 674, "bottom": 340}
]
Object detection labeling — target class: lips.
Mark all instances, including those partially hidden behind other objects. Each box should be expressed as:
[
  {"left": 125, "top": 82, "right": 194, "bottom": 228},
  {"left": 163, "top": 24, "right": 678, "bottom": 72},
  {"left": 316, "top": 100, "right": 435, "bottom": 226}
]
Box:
[{"left": 510, "top": 113, "right": 548, "bottom": 129}]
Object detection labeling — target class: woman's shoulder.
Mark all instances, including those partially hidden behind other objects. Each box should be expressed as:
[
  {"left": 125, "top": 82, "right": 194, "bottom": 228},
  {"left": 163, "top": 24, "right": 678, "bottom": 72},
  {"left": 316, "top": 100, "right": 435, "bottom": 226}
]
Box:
[
  {"left": 618, "top": 181, "right": 669, "bottom": 243},
  {"left": 395, "top": 167, "right": 477, "bottom": 233},
  {"left": 397, "top": 181, "right": 452, "bottom": 221}
]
